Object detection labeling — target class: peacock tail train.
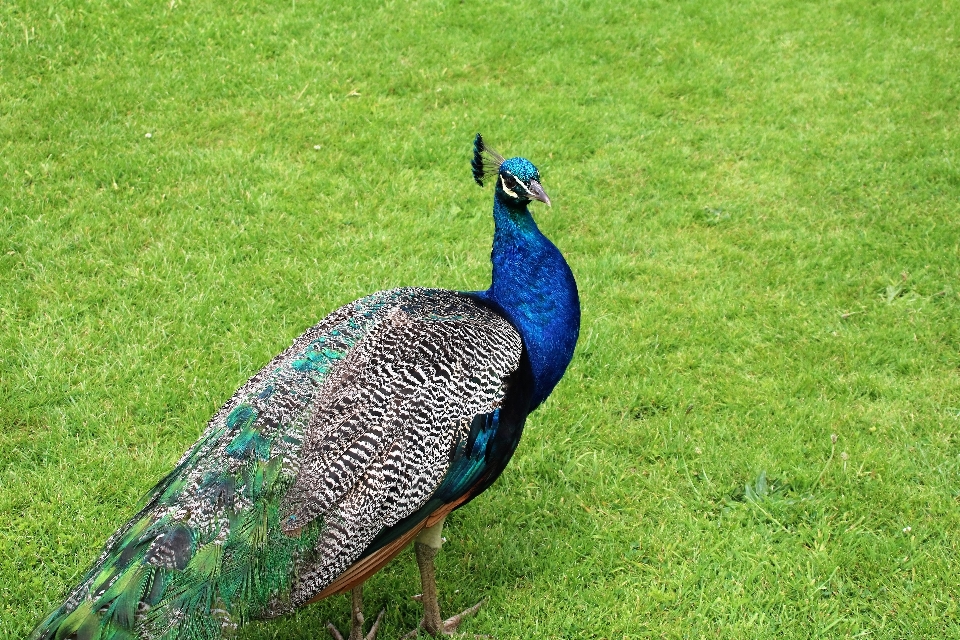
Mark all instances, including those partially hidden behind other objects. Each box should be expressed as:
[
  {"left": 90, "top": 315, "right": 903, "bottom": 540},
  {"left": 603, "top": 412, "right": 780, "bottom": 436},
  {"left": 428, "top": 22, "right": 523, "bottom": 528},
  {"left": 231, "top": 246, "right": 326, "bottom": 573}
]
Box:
[{"left": 32, "top": 287, "right": 523, "bottom": 640}]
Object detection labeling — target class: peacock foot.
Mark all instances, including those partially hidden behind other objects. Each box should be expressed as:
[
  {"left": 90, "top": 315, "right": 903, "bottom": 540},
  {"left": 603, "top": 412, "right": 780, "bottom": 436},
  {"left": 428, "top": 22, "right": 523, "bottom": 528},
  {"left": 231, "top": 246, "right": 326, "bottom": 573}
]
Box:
[
  {"left": 400, "top": 597, "right": 488, "bottom": 638},
  {"left": 325, "top": 609, "right": 384, "bottom": 640},
  {"left": 326, "top": 585, "right": 385, "bottom": 640}
]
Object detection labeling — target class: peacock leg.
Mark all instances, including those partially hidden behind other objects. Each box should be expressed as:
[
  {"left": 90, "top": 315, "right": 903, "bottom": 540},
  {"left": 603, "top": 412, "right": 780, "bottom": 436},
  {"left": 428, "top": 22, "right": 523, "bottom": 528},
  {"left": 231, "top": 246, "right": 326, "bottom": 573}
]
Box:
[
  {"left": 402, "top": 517, "right": 487, "bottom": 638},
  {"left": 326, "top": 584, "right": 385, "bottom": 640}
]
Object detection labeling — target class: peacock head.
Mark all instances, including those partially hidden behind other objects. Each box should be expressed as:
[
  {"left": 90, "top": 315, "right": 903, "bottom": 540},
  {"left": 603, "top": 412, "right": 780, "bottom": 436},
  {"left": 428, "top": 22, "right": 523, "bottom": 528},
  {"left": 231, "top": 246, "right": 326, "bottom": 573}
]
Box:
[{"left": 471, "top": 133, "right": 551, "bottom": 207}]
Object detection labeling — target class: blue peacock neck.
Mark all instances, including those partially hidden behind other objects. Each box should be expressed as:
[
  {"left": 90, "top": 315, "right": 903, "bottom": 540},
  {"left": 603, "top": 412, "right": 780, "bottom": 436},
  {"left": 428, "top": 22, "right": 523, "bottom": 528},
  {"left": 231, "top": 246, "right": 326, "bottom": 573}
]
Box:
[{"left": 477, "top": 194, "right": 580, "bottom": 410}]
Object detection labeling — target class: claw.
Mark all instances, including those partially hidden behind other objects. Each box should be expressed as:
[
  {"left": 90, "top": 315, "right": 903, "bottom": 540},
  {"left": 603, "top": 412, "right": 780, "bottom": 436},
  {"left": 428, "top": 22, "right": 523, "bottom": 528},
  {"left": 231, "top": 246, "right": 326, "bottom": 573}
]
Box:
[
  {"left": 326, "top": 621, "right": 345, "bottom": 640},
  {"left": 401, "top": 598, "right": 487, "bottom": 638},
  {"left": 327, "top": 620, "right": 343, "bottom": 640},
  {"left": 366, "top": 609, "right": 385, "bottom": 640},
  {"left": 441, "top": 598, "right": 486, "bottom": 632}
]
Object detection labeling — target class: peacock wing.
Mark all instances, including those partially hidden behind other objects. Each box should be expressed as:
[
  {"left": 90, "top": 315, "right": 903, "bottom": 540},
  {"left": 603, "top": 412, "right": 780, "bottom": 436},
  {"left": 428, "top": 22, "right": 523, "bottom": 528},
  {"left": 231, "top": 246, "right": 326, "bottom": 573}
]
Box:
[{"left": 280, "top": 291, "right": 522, "bottom": 604}]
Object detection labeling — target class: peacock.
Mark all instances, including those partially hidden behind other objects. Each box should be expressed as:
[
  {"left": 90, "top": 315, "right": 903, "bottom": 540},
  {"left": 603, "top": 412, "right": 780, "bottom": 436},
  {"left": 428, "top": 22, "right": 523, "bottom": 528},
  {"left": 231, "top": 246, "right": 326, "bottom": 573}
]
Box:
[{"left": 31, "top": 134, "right": 580, "bottom": 640}]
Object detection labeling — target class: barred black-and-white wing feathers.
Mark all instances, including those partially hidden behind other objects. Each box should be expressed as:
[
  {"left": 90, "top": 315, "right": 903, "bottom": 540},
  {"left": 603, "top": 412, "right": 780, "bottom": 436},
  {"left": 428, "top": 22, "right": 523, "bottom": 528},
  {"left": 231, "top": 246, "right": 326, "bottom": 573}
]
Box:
[{"left": 281, "top": 289, "right": 523, "bottom": 604}]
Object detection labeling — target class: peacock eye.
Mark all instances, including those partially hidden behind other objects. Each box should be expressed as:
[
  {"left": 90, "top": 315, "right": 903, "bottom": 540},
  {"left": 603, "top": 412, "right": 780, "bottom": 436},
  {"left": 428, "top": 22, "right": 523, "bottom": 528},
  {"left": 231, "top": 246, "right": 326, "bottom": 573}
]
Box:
[{"left": 502, "top": 174, "right": 518, "bottom": 189}]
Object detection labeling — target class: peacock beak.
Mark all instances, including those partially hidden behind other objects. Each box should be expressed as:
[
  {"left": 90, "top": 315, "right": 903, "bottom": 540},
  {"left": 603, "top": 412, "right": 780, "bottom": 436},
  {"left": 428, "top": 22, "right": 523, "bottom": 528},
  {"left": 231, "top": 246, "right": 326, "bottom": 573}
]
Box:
[{"left": 528, "top": 179, "right": 552, "bottom": 207}]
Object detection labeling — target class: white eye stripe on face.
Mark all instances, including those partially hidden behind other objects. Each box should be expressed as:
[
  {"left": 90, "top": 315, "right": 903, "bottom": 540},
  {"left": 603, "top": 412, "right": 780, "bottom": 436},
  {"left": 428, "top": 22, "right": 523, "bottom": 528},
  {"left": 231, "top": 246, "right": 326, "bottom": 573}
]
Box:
[
  {"left": 500, "top": 171, "right": 535, "bottom": 199},
  {"left": 499, "top": 174, "right": 520, "bottom": 199}
]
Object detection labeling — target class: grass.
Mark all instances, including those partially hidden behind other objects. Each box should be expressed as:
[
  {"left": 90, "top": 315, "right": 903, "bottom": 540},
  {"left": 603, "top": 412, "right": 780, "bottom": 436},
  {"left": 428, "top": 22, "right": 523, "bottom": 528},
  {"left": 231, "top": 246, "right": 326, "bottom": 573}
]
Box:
[{"left": 2, "top": 0, "right": 960, "bottom": 637}]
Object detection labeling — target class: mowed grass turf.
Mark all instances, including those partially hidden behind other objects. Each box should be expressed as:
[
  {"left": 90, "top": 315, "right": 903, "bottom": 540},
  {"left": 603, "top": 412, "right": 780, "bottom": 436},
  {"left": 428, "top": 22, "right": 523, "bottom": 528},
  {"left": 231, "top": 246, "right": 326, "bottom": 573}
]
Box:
[{"left": 2, "top": 0, "right": 960, "bottom": 637}]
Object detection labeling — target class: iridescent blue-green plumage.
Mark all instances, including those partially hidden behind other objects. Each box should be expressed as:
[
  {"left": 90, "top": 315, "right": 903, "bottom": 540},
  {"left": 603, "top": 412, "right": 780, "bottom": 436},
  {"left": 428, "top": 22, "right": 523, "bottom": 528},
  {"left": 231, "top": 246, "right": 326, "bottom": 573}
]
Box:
[
  {"left": 33, "top": 292, "right": 400, "bottom": 639},
  {"left": 32, "top": 136, "right": 579, "bottom": 640}
]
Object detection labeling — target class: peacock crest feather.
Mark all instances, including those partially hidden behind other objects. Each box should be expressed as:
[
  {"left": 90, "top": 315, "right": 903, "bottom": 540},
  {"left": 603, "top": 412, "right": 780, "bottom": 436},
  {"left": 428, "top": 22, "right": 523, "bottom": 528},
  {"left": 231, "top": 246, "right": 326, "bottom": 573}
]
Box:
[{"left": 471, "top": 133, "right": 504, "bottom": 187}]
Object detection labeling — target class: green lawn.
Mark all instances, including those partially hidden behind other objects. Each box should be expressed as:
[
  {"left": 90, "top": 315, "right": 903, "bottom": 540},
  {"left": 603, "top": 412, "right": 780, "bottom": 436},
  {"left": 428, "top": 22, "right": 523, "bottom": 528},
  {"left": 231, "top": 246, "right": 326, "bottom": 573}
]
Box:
[{"left": 3, "top": 0, "right": 960, "bottom": 637}]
